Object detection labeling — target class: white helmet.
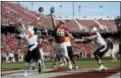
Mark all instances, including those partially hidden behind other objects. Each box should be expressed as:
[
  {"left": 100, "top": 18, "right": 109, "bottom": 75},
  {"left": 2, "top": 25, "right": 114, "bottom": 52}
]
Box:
[{"left": 91, "top": 27, "right": 98, "bottom": 33}]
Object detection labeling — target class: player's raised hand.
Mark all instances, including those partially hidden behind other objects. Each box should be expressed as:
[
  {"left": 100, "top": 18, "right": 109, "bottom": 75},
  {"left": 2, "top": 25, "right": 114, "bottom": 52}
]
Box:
[{"left": 50, "top": 7, "right": 55, "bottom": 14}]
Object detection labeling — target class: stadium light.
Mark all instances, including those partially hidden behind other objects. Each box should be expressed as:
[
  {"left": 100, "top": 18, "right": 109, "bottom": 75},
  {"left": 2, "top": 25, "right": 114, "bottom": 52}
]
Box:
[
  {"left": 59, "top": 5, "right": 62, "bottom": 17},
  {"left": 72, "top": 2, "right": 75, "bottom": 18},
  {"left": 31, "top": 1, "right": 33, "bottom": 11},
  {"left": 78, "top": 5, "right": 81, "bottom": 17},
  {"left": 99, "top": 5, "right": 103, "bottom": 18},
  {"left": 17, "top": 1, "right": 20, "bottom": 6}
]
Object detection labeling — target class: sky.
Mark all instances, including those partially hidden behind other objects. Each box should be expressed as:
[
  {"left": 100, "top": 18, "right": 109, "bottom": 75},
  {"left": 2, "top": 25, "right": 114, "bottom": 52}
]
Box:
[{"left": 11, "top": 1, "right": 120, "bottom": 17}]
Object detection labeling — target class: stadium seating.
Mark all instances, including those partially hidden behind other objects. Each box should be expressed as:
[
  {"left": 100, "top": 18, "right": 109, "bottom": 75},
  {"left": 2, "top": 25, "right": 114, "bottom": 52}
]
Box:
[
  {"left": 1, "top": 2, "right": 52, "bottom": 27},
  {"left": 97, "top": 19, "right": 117, "bottom": 32},
  {"left": 77, "top": 19, "right": 98, "bottom": 29}
]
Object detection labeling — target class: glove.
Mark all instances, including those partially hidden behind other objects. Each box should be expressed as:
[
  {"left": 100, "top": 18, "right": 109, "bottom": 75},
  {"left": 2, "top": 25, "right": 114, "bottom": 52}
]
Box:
[{"left": 50, "top": 7, "right": 55, "bottom": 13}]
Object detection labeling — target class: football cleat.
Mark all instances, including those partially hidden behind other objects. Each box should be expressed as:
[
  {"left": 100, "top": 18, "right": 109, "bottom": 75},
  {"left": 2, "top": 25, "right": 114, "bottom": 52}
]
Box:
[
  {"left": 75, "top": 65, "right": 79, "bottom": 70},
  {"left": 68, "top": 64, "right": 73, "bottom": 70},
  {"left": 98, "top": 65, "right": 107, "bottom": 71},
  {"left": 23, "top": 71, "right": 28, "bottom": 77}
]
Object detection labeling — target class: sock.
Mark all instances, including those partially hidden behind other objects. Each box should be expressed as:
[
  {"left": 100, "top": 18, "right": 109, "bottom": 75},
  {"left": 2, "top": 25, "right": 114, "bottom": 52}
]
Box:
[{"left": 98, "top": 59, "right": 103, "bottom": 65}]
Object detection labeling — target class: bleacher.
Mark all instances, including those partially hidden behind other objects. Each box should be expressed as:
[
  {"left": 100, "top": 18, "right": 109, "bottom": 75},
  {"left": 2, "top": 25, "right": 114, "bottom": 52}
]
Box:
[
  {"left": 77, "top": 19, "right": 98, "bottom": 29},
  {"left": 97, "top": 19, "right": 117, "bottom": 32}
]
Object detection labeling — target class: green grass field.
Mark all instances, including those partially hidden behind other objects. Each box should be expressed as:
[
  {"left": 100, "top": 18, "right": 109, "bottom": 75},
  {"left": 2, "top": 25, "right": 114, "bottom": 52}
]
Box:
[{"left": 1, "top": 58, "right": 120, "bottom": 71}]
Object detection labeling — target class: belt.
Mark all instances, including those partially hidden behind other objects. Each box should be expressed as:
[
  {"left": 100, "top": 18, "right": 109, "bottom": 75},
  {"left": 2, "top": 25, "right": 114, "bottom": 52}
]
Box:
[{"left": 28, "top": 44, "right": 35, "bottom": 48}]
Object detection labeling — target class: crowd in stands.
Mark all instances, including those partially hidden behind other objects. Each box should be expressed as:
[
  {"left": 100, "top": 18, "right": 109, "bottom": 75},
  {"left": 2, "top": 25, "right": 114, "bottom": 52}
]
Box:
[
  {"left": 1, "top": 32, "right": 24, "bottom": 63},
  {"left": 2, "top": 7, "right": 22, "bottom": 26}
]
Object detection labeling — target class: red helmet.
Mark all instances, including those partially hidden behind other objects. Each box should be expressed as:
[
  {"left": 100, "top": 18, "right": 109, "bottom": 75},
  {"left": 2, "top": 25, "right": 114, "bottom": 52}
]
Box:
[{"left": 59, "top": 20, "right": 65, "bottom": 24}]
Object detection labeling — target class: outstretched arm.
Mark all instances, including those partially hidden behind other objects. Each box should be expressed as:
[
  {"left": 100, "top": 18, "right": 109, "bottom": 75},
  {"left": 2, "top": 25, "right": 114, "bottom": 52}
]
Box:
[
  {"left": 66, "top": 31, "right": 74, "bottom": 40},
  {"left": 83, "top": 35, "right": 97, "bottom": 41},
  {"left": 74, "top": 38, "right": 85, "bottom": 42},
  {"left": 50, "top": 7, "right": 57, "bottom": 29},
  {"left": 74, "top": 35, "right": 97, "bottom": 43}
]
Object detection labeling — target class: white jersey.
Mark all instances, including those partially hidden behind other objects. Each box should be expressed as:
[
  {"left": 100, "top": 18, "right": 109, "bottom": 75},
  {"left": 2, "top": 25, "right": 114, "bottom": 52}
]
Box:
[
  {"left": 19, "top": 26, "right": 38, "bottom": 51},
  {"left": 9, "top": 53, "right": 14, "bottom": 58},
  {"left": 94, "top": 32, "right": 106, "bottom": 47}
]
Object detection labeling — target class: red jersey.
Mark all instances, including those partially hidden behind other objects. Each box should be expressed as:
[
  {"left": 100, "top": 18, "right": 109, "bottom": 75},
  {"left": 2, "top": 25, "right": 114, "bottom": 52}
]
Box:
[{"left": 54, "top": 26, "right": 69, "bottom": 43}]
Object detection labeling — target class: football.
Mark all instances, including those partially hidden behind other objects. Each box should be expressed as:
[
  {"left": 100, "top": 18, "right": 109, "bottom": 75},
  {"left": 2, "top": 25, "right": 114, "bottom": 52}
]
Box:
[{"left": 39, "top": 7, "right": 44, "bottom": 12}]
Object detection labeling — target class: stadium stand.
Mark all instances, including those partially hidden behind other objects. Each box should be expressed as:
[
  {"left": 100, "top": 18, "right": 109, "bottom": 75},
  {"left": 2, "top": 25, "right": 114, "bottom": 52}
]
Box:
[
  {"left": 77, "top": 19, "right": 98, "bottom": 29},
  {"left": 97, "top": 19, "right": 117, "bottom": 32}
]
